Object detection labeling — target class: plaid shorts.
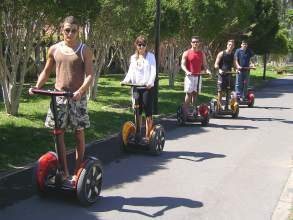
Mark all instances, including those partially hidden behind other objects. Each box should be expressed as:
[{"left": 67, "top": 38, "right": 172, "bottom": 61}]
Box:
[{"left": 45, "top": 95, "right": 90, "bottom": 131}]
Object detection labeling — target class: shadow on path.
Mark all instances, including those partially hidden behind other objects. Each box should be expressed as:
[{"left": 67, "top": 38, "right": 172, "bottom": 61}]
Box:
[
  {"left": 209, "top": 123, "right": 258, "bottom": 130},
  {"left": 91, "top": 196, "right": 203, "bottom": 218},
  {"left": 238, "top": 116, "right": 293, "bottom": 124}
]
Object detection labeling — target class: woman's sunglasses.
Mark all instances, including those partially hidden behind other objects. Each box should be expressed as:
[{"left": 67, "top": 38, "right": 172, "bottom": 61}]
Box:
[
  {"left": 64, "top": 28, "right": 77, "bottom": 35},
  {"left": 137, "top": 43, "right": 146, "bottom": 48}
]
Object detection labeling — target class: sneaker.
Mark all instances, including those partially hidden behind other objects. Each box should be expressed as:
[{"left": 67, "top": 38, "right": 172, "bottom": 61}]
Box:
[
  {"left": 47, "top": 175, "right": 55, "bottom": 185},
  {"left": 63, "top": 175, "right": 77, "bottom": 188},
  {"left": 139, "top": 137, "right": 150, "bottom": 145}
]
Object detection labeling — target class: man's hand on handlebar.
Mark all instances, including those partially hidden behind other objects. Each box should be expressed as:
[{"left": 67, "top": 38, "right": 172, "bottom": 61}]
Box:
[
  {"left": 185, "top": 71, "right": 192, "bottom": 76},
  {"left": 73, "top": 90, "right": 82, "bottom": 101},
  {"left": 29, "top": 86, "right": 38, "bottom": 95}
]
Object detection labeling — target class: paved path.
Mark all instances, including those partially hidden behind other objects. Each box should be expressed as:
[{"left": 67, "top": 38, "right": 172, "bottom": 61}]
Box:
[{"left": 1, "top": 75, "right": 293, "bottom": 220}]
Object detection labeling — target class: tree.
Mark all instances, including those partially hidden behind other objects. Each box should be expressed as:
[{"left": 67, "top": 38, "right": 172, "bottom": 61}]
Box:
[
  {"left": 248, "top": 0, "right": 285, "bottom": 79},
  {"left": 0, "top": 0, "right": 101, "bottom": 114},
  {"left": 0, "top": 0, "right": 47, "bottom": 115}
]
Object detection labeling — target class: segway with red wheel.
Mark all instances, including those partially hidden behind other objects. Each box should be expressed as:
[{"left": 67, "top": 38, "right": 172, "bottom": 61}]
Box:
[
  {"left": 236, "top": 66, "right": 256, "bottom": 108},
  {"left": 176, "top": 74, "right": 210, "bottom": 126},
  {"left": 209, "top": 71, "right": 239, "bottom": 118},
  {"left": 31, "top": 88, "right": 102, "bottom": 206},
  {"left": 119, "top": 83, "right": 165, "bottom": 155}
]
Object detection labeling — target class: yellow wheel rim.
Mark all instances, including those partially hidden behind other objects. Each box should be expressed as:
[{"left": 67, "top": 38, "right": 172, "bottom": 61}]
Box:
[
  {"left": 232, "top": 103, "right": 239, "bottom": 112},
  {"left": 122, "top": 121, "right": 136, "bottom": 145}
]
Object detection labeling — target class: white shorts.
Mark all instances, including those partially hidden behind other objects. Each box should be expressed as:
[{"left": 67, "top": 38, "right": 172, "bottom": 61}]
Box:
[{"left": 184, "top": 75, "right": 202, "bottom": 93}]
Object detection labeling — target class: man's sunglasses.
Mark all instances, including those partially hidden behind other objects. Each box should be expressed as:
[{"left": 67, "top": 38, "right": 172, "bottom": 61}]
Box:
[
  {"left": 137, "top": 43, "right": 146, "bottom": 48},
  {"left": 191, "top": 41, "right": 199, "bottom": 43},
  {"left": 64, "top": 28, "right": 77, "bottom": 35}
]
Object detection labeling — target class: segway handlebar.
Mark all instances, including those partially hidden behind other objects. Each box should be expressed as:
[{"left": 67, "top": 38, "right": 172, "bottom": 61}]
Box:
[
  {"left": 30, "top": 88, "right": 74, "bottom": 97},
  {"left": 200, "top": 73, "right": 211, "bottom": 76},
  {"left": 239, "top": 66, "right": 256, "bottom": 71},
  {"left": 121, "top": 82, "right": 148, "bottom": 89},
  {"left": 223, "top": 71, "right": 237, "bottom": 75}
]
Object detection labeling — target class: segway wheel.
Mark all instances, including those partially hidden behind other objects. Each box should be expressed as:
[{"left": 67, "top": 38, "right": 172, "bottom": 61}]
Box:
[
  {"left": 209, "top": 99, "right": 217, "bottom": 118},
  {"left": 248, "top": 94, "right": 255, "bottom": 108},
  {"left": 149, "top": 125, "right": 165, "bottom": 155},
  {"left": 232, "top": 103, "right": 239, "bottom": 118},
  {"left": 201, "top": 113, "right": 209, "bottom": 126},
  {"left": 33, "top": 151, "right": 58, "bottom": 197},
  {"left": 248, "top": 98, "right": 254, "bottom": 108},
  {"left": 176, "top": 105, "right": 185, "bottom": 125},
  {"left": 76, "top": 157, "right": 103, "bottom": 206},
  {"left": 198, "top": 104, "right": 209, "bottom": 126},
  {"left": 119, "top": 121, "right": 136, "bottom": 153}
]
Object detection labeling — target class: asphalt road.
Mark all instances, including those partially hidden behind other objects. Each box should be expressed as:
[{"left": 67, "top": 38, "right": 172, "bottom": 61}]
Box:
[{"left": 1, "top": 75, "right": 293, "bottom": 220}]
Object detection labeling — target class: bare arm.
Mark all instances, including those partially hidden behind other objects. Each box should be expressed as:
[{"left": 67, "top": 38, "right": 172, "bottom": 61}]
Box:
[
  {"left": 181, "top": 51, "right": 191, "bottom": 75},
  {"left": 73, "top": 46, "right": 94, "bottom": 100},
  {"left": 214, "top": 51, "right": 223, "bottom": 69}
]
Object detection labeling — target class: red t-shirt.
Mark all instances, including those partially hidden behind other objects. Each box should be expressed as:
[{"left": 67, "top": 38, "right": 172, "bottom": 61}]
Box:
[{"left": 186, "top": 49, "right": 203, "bottom": 76}]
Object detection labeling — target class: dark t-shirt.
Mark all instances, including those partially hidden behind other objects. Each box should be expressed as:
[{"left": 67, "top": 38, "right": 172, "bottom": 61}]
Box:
[
  {"left": 234, "top": 48, "right": 254, "bottom": 67},
  {"left": 219, "top": 50, "right": 234, "bottom": 72}
]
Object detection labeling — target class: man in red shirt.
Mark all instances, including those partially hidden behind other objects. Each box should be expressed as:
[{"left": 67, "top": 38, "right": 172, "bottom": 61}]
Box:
[{"left": 181, "top": 36, "right": 211, "bottom": 114}]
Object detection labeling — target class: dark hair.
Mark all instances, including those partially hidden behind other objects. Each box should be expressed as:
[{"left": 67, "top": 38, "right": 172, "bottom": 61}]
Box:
[
  {"left": 134, "top": 35, "right": 148, "bottom": 58},
  {"left": 191, "top": 36, "right": 200, "bottom": 41},
  {"left": 241, "top": 39, "right": 248, "bottom": 44},
  {"left": 62, "top": 16, "right": 79, "bottom": 27},
  {"left": 228, "top": 39, "right": 235, "bottom": 44},
  {"left": 135, "top": 35, "right": 147, "bottom": 46}
]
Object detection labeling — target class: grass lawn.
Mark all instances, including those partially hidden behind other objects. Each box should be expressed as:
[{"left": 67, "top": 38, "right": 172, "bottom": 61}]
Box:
[{"left": 0, "top": 67, "right": 283, "bottom": 172}]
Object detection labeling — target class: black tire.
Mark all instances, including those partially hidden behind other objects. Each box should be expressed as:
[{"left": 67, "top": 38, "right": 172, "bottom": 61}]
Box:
[
  {"left": 76, "top": 158, "right": 103, "bottom": 206},
  {"left": 33, "top": 152, "right": 57, "bottom": 197},
  {"left": 248, "top": 98, "right": 254, "bottom": 108},
  {"left": 118, "top": 131, "right": 130, "bottom": 153},
  {"left": 201, "top": 113, "right": 210, "bottom": 126},
  {"left": 209, "top": 99, "right": 217, "bottom": 118},
  {"left": 232, "top": 105, "right": 239, "bottom": 118},
  {"left": 176, "top": 105, "right": 185, "bottom": 125},
  {"left": 33, "top": 163, "right": 49, "bottom": 197},
  {"left": 149, "top": 125, "right": 165, "bottom": 155},
  {"left": 119, "top": 122, "right": 135, "bottom": 153}
]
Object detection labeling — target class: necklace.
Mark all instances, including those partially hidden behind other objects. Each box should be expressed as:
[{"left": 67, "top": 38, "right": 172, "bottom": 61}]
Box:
[{"left": 136, "top": 57, "right": 144, "bottom": 70}]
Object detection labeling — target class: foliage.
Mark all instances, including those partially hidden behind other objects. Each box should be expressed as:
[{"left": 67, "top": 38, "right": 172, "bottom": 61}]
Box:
[{"left": 249, "top": 0, "right": 280, "bottom": 54}]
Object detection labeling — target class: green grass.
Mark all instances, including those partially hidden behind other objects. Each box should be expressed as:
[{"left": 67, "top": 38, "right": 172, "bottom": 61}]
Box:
[{"left": 0, "top": 68, "right": 284, "bottom": 172}]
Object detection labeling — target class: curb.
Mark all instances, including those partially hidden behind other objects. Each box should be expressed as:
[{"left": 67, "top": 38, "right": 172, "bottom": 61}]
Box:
[
  {"left": 0, "top": 113, "right": 176, "bottom": 181},
  {"left": 0, "top": 136, "right": 115, "bottom": 181},
  {"left": 271, "top": 166, "right": 293, "bottom": 219}
]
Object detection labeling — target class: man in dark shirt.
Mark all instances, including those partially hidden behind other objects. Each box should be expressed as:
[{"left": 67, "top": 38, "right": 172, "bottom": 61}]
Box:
[
  {"left": 214, "top": 39, "right": 235, "bottom": 109},
  {"left": 234, "top": 40, "right": 254, "bottom": 100}
]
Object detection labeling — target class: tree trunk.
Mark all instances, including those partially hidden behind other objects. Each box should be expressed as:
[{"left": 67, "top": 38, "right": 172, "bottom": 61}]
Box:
[
  {"left": 0, "top": 11, "right": 42, "bottom": 115},
  {"left": 88, "top": 41, "right": 109, "bottom": 100},
  {"left": 263, "top": 53, "right": 267, "bottom": 80}
]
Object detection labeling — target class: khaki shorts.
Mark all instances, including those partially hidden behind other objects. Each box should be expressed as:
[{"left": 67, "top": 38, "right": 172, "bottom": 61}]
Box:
[
  {"left": 45, "top": 95, "right": 90, "bottom": 131},
  {"left": 184, "top": 75, "right": 202, "bottom": 93}
]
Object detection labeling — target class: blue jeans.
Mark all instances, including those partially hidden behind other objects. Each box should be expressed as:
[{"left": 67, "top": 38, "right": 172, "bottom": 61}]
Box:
[{"left": 235, "top": 71, "right": 250, "bottom": 98}]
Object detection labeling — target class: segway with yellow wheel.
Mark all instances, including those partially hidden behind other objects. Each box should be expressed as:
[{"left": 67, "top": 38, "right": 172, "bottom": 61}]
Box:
[
  {"left": 209, "top": 71, "right": 239, "bottom": 118},
  {"left": 119, "top": 83, "right": 165, "bottom": 155}
]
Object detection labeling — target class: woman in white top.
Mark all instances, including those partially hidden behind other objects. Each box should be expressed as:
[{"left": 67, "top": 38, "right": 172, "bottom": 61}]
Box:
[{"left": 122, "top": 35, "right": 156, "bottom": 141}]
